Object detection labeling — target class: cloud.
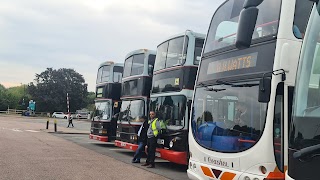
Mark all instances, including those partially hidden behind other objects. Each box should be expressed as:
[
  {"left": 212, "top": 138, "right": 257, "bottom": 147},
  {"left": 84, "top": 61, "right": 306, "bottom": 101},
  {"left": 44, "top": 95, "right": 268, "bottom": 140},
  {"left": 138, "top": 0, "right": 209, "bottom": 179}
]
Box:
[{"left": 0, "top": 0, "right": 225, "bottom": 91}]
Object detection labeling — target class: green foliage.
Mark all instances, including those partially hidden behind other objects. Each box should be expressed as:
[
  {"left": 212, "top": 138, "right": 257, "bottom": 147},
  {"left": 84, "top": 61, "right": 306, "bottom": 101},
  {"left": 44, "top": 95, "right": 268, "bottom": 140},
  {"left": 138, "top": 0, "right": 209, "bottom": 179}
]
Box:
[
  {"left": 85, "top": 91, "right": 96, "bottom": 111},
  {"left": 0, "top": 84, "right": 29, "bottom": 110},
  {"left": 27, "top": 68, "right": 88, "bottom": 112},
  {"left": 0, "top": 84, "right": 9, "bottom": 110},
  {"left": 7, "top": 85, "right": 30, "bottom": 110}
]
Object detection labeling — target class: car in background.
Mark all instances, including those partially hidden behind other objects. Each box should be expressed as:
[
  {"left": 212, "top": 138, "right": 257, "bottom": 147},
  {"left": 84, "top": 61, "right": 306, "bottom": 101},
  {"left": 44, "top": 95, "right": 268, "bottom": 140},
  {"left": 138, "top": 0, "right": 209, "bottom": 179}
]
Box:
[
  {"left": 52, "top": 112, "right": 68, "bottom": 119},
  {"left": 75, "top": 112, "right": 89, "bottom": 119}
]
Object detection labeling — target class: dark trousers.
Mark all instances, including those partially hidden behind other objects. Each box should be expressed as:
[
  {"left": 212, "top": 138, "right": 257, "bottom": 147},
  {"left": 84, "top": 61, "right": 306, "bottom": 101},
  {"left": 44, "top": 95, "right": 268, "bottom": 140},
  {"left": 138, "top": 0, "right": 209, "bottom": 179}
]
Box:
[
  {"left": 146, "top": 136, "right": 157, "bottom": 165},
  {"left": 67, "top": 120, "right": 74, "bottom": 127}
]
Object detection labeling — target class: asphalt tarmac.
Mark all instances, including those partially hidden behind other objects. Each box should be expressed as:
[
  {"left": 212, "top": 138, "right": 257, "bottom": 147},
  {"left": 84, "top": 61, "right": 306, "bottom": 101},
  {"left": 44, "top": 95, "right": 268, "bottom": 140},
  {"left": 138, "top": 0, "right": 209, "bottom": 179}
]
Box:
[{"left": 0, "top": 115, "right": 188, "bottom": 180}]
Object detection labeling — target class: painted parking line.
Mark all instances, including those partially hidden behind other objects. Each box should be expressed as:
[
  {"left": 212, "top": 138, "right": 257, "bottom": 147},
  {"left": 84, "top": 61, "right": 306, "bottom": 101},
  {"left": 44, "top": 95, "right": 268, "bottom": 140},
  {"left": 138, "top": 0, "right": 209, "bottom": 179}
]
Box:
[
  {"left": 25, "top": 130, "right": 40, "bottom": 133},
  {"left": 109, "top": 149, "right": 132, "bottom": 151}
]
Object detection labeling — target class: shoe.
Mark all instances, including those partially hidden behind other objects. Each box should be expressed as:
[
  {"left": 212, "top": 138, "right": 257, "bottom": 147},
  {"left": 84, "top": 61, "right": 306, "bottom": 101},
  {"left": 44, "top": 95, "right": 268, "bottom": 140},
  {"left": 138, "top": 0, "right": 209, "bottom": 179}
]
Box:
[
  {"left": 141, "top": 163, "right": 150, "bottom": 166},
  {"left": 132, "top": 160, "right": 140, "bottom": 163},
  {"left": 146, "top": 164, "right": 155, "bottom": 168}
]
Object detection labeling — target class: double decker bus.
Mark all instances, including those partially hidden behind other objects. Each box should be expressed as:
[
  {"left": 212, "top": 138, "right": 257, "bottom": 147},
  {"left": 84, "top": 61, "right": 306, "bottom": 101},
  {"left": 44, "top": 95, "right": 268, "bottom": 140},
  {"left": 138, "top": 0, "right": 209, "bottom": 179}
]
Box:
[
  {"left": 114, "top": 49, "right": 156, "bottom": 150},
  {"left": 150, "top": 30, "right": 205, "bottom": 165},
  {"left": 287, "top": 1, "right": 320, "bottom": 180},
  {"left": 187, "top": 0, "right": 313, "bottom": 179},
  {"left": 90, "top": 61, "right": 123, "bottom": 142}
]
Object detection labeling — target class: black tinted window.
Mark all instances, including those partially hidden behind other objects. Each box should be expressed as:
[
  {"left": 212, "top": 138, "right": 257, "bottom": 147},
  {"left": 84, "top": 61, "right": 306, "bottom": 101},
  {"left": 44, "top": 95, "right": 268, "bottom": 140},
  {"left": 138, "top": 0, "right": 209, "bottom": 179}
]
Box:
[
  {"left": 293, "top": 0, "right": 313, "bottom": 39},
  {"left": 148, "top": 55, "right": 156, "bottom": 75},
  {"left": 194, "top": 38, "right": 205, "bottom": 65}
]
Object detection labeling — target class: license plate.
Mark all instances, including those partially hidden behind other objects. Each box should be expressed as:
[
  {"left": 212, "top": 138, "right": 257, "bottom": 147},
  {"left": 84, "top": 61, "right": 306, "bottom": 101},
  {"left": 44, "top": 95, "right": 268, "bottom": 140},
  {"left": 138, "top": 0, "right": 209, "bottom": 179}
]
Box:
[
  {"left": 121, "top": 142, "right": 126, "bottom": 147},
  {"left": 157, "top": 139, "right": 164, "bottom": 145},
  {"left": 155, "top": 152, "right": 161, "bottom": 157}
]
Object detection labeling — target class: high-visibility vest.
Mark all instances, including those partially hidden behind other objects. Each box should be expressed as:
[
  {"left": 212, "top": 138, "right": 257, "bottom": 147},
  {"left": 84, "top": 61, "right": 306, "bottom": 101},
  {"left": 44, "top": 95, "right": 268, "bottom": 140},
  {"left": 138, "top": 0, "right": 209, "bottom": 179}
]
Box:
[{"left": 149, "top": 118, "right": 159, "bottom": 137}]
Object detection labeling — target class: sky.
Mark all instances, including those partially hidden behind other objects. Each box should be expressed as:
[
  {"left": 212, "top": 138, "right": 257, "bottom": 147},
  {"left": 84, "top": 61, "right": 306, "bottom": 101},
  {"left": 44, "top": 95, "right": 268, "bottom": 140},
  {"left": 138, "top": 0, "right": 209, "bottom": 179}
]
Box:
[{"left": 0, "top": 0, "right": 224, "bottom": 92}]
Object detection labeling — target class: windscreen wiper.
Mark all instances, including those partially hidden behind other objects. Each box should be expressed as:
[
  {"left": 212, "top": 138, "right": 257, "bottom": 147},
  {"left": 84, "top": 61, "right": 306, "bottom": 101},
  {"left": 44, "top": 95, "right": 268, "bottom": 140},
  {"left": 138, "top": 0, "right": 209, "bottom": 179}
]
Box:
[
  {"left": 205, "top": 87, "right": 226, "bottom": 92},
  {"left": 216, "top": 80, "right": 234, "bottom": 86},
  {"left": 231, "top": 83, "right": 259, "bottom": 87},
  {"left": 293, "top": 144, "right": 320, "bottom": 159},
  {"left": 198, "top": 82, "right": 226, "bottom": 92},
  {"left": 198, "top": 82, "right": 210, "bottom": 87}
]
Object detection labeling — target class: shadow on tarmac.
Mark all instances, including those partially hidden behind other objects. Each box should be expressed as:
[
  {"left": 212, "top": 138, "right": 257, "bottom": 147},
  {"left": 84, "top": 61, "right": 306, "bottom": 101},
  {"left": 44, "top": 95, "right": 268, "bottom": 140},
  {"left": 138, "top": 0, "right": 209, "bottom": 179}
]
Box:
[
  {"left": 93, "top": 143, "right": 116, "bottom": 148},
  {"left": 48, "top": 132, "right": 90, "bottom": 135}
]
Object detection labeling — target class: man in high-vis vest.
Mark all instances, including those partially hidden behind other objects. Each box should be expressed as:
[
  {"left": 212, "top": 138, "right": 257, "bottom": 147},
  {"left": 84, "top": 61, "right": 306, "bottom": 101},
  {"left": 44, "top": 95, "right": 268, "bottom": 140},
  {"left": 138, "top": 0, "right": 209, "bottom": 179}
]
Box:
[{"left": 141, "top": 111, "right": 161, "bottom": 168}]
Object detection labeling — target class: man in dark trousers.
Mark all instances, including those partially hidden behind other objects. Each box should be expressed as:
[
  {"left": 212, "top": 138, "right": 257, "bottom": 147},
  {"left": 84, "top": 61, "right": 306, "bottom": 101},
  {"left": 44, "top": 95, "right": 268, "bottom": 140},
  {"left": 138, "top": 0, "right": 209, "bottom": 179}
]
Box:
[
  {"left": 132, "top": 116, "right": 148, "bottom": 163},
  {"left": 67, "top": 113, "right": 74, "bottom": 128},
  {"left": 141, "top": 111, "right": 161, "bottom": 168}
]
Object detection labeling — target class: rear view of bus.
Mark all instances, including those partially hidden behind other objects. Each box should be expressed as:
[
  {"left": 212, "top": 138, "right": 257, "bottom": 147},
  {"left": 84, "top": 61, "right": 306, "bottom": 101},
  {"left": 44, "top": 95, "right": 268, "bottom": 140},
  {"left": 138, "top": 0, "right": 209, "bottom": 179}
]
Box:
[
  {"left": 188, "top": 0, "right": 312, "bottom": 179},
  {"left": 90, "top": 61, "right": 123, "bottom": 142},
  {"left": 150, "top": 30, "right": 205, "bottom": 165}
]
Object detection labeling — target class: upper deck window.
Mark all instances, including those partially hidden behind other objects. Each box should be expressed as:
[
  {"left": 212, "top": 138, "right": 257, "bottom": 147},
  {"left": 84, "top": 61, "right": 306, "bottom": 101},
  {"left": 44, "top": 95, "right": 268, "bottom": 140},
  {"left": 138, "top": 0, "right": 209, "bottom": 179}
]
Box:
[
  {"left": 96, "top": 67, "right": 103, "bottom": 84},
  {"left": 96, "top": 65, "right": 111, "bottom": 83},
  {"left": 123, "top": 54, "right": 145, "bottom": 78},
  {"left": 113, "top": 66, "right": 123, "bottom": 83},
  {"left": 204, "top": 0, "right": 281, "bottom": 53},
  {"left": 101, "top": 66, "right": 111, "bottom": 82},
  {"left": 194, "top": 38, "right": 205, "bottom": 65},
  {"left": 154, "top": 36, "right": 189, "bottom": 71},
  {"left": 148, "top": 55, "right": 156, "bottom": 75}
]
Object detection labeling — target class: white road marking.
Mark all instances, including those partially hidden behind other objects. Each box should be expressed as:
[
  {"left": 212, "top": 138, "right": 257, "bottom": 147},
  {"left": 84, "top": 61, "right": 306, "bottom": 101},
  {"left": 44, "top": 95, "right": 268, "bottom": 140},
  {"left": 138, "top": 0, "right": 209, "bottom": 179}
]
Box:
[
  {"left": 0, "top": 127, "right": 39, "bottom": 133},
  {"left": 25, "top": 130, "right": 40, "bottom": 133},
  {"left": 108, "top": 149, "right": 132, "bottom": 151}
]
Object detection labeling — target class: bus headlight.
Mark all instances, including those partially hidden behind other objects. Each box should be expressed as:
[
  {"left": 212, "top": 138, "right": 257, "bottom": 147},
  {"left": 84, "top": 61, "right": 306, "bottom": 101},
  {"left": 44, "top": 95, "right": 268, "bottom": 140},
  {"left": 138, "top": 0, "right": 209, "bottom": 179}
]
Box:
[
  {"left": 169, "top": 141, "right": 174, "bottom": 148},
  {"left": 133, "top": 135, "right": 137, "bottom": 141},
  {"left": 130, "top": 135, "right": 137, "bottom": 140}
]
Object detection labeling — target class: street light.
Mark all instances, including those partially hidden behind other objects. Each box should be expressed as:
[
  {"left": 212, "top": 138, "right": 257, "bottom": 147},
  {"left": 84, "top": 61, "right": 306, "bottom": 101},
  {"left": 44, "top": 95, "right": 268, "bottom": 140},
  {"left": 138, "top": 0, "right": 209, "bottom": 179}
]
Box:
[{"left": 21, "top": 83, "right": 25, "bottom": 106}]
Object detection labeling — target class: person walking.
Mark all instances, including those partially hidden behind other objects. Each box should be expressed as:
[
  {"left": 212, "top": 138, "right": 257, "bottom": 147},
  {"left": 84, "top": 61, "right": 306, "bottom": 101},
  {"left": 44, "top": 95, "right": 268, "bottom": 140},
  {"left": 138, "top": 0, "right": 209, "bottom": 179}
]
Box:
[
  {"left": 67, "top": 113, "right": 74, "bottom": 128},
  {"left": 141, "top": 111, "right": 162, "bottom": 168},
  {"left": 132, "top": 116, "right": 148, "bottom": 163}
]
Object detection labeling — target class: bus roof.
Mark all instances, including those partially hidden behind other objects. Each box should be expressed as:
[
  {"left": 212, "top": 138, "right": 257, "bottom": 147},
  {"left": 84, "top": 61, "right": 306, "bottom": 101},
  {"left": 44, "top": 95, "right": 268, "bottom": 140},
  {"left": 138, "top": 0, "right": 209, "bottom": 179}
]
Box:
[
  {"left": 124, "top": 49, "right": 156, "bottom": 60},
  {"left": 157, "top": 30, "right": 206, "bottom": 47},
  {"left": 99, "top": 61, "right": 123, "bottom": 68}
]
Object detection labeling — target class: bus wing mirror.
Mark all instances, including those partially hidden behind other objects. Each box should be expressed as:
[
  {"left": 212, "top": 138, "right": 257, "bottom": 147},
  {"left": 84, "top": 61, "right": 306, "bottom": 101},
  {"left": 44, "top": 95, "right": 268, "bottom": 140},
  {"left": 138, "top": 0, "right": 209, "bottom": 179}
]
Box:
[
  {"left": 235, "top": 7, "right": 259, "bottom": 49},
  {"left": 258, "top": 78, "right": 271, "bottom": 103}
]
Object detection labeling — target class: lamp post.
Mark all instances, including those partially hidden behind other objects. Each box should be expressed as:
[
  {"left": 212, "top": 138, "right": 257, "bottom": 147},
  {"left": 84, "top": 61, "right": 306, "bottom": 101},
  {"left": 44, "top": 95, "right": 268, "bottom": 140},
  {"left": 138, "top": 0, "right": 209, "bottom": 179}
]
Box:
[{"left": 21, "top": 83, "right": 25, "bottom": 107}]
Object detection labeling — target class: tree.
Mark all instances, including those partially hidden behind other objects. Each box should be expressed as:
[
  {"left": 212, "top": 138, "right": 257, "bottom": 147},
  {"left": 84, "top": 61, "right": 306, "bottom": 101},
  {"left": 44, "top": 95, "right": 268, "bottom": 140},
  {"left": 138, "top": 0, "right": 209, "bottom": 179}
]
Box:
[
  {"left": 0, "top": 84, "right": 28, "bottom": 110},
  {"left": 7, "top": 85, "right": 30, "bottom": 110},
  {"left": 84, "top": 91, "right": 96, "bottom": 111},
  {"left": 0, "top": 84, "right": 9, "bottom": 110},
  {"left": 27, "top": 68, "right": 88, "bottom": 112}
]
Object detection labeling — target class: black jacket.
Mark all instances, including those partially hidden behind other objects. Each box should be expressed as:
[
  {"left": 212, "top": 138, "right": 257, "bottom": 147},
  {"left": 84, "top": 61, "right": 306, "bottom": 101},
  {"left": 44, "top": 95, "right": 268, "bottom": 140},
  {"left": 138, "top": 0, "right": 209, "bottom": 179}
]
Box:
[{"left": 138, "top": 120, "right": 148, "bottom": 144}]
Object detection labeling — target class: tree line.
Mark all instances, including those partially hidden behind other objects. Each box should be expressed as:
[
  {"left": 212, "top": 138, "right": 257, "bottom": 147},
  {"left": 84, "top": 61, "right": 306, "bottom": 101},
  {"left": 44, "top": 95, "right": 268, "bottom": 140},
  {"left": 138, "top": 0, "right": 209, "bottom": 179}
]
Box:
[{"left": 0, "top": 68, "right": 95, "bottom": 112}]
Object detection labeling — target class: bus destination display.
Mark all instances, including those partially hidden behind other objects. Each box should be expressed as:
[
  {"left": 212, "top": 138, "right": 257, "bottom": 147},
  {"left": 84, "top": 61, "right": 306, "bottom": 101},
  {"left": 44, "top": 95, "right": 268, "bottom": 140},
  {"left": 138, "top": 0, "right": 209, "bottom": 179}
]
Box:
[{"left": 207, "top": 52, "right": 258, "bottom": 74}]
